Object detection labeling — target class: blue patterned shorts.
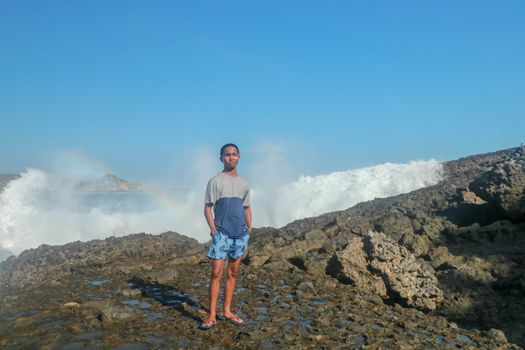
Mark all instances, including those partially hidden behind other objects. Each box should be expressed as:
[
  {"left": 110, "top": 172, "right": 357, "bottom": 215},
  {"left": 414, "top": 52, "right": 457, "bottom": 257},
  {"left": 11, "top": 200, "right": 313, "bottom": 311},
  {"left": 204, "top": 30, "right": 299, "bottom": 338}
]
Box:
[{"left": 207, "top": 230, "right": 249, "bottom": 260}]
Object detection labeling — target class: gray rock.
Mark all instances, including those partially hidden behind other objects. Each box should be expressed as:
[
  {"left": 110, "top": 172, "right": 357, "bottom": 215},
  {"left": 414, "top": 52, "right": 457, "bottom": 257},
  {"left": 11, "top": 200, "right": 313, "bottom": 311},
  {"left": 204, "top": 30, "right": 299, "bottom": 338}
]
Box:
[
  {"left": 327, "top": 232, "right": 443, "bottom": 311},
  {"left": 297, "top": 281, "right": 315, "bottom": 293},
  {"left": 304, "top": 229, "right": 325, "bottom": 242},
  {"left": 136, "top": 267, "right": 178, "bottom": 285},
  {"left": 471, "top": 157, "right": 525, "bottom": 221},
  {"left": 326, "top": 236, "right": 387, "bottom": 296}
]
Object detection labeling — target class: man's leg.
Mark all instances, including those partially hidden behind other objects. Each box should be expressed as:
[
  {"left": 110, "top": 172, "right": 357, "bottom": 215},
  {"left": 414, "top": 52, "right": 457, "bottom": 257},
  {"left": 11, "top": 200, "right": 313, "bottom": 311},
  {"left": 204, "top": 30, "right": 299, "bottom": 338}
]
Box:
[
  {"left": 206, "top": 259, "right": 225, "bottom": 323},
  {"left": 223, "top": 256, "right": 242, "bottom": 319}
]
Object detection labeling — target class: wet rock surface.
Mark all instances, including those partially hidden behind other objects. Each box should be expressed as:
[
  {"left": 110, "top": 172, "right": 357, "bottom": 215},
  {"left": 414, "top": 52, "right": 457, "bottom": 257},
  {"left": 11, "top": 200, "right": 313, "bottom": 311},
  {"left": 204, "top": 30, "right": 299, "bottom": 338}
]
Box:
[
  {"left": 0, "top": 263, "right": 519, "bottom": 349},
  {"left": 1, "top": 146, "right": 524, "bottom": 349},
  {"left": 0, "top": 231, "right": 204, "bottom": 289}
]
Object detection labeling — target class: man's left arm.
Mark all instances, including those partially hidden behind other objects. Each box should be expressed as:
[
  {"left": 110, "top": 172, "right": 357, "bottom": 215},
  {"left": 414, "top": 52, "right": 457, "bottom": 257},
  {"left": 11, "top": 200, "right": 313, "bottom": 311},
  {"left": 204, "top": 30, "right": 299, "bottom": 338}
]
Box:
[{"left": 244, "top": 206, "right": 252, "bottom": 233}]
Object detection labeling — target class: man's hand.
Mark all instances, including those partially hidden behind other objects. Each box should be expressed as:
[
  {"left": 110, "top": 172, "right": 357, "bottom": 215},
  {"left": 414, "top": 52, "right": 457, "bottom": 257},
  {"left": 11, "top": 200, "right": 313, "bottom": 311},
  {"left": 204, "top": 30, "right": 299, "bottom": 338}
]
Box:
[
  {"left": 204, "top": 204, "right": 217, "bottom": 236},
  {"left": 244, "top": 206, "right": 252, "bottom": 234}
]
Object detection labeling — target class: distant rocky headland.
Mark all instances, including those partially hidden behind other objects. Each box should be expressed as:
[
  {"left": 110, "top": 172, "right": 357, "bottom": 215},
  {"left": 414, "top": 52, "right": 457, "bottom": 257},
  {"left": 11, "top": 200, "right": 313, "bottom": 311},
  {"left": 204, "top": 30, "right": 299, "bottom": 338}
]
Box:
[
  {"left": 75, "top": 174, "right": 145, "bottom": 192},
  {"left": 0, "top": 147, "right": 524, "bottom": 349},
  {"left": 0, "top": 173, "right": 144, "bottom": 192}
]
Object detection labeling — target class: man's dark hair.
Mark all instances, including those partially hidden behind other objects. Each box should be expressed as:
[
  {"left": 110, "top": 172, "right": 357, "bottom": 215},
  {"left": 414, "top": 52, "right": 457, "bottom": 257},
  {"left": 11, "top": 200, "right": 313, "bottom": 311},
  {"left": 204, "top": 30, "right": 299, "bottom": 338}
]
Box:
[{"left": 220, "top": 143, "right": 240, "bottom": 158}]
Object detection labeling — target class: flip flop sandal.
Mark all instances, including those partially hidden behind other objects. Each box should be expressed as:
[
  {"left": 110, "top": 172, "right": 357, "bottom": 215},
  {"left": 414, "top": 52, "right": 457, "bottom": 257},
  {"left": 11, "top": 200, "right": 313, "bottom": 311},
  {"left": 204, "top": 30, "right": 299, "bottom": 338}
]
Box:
[
  {"left": 198, "top": 320, "right": 217, "bottom": 330},
  {"left": 225, "top": 314, "right": 244, "bottom": 326}
]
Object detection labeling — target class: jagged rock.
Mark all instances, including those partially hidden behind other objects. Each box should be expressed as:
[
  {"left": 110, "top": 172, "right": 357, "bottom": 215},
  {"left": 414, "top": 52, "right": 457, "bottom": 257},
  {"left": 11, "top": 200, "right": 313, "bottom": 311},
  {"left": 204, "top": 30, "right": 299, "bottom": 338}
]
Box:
[
  {"left": 295, "top": 281, "right": 316, "bottom": 300},
  {"left": 134, "top": 267, "right": 179, "bottom": 285},
  {"left": 488, "top": 328, "right": 509, "bottom": 346},
  {"left": 82, "top": 300, "right": 137, "bottom": 322},
  {"left": 446, "top": 220, "right": 525, "bottom": 244},
  {"left": 374, "top": 210, "right": 414, "bottom": 241},
  {"left": 327, "top": 232, "right": 443, "bottom": 311},
  {"left": 428, "top": 246, "right": 452, "bottom": 268},
  {"left": 297, "top": 281, "right": 314, "bottom": 292},
  {"left": 471, "top": 154, "right": 525, "bottom": 221},
  {"left": 460, "top": 190, "right": 488, "bottom": 204},
  {"left": 304, "top": 229, "right": 326, "bottom": 242},
  {"left": 400, "top": 232, "right": 431, "bottom": 256},
  {"left": 326, "top": 236, "right": 387, "bottom": 296},
  {"left": 246, "top": 230, "right": 325, "bottom": 269},
  {"left": 366, "top": 232, "right": 443, "bottom": 311}
]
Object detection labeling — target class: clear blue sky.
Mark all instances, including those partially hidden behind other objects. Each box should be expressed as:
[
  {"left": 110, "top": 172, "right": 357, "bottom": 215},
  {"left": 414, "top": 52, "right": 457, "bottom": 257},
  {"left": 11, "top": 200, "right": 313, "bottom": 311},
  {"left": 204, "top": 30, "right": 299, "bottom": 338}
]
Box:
[{"left": 1, "top": 1, "right": 524, "bottom": 181}]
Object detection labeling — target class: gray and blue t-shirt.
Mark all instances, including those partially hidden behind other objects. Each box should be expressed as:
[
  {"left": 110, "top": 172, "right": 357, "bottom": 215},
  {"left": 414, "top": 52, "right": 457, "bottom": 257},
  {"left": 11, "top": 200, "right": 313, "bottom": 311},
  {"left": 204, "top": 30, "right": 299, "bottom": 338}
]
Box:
[{"left": 205, "top": 172, "right": 251, "bottom": 239}]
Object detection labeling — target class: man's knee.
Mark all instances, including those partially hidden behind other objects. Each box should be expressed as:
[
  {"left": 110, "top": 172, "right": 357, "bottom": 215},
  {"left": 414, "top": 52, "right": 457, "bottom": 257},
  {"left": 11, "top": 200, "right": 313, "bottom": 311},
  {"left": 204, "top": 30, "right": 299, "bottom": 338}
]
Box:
[
  {"left": 228, "top": 264, "right": 240, "bottom": 278},
  {"left": 211, "top": 265, "right": 224, "bottom": 280}
]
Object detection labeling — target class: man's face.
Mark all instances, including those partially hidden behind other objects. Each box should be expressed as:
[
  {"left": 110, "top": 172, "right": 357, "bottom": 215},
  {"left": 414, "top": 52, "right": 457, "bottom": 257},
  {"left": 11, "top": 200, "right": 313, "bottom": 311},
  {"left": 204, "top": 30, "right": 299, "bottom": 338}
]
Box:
[{"left": 221, "top": 146, "right": 240, "bottom": 170}]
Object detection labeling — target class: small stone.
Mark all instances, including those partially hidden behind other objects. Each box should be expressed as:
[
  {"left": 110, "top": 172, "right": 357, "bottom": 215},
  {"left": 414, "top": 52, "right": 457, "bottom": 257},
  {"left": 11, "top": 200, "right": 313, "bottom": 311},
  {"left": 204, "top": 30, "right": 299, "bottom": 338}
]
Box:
[
  {"left": 363, "top": 294, "right": 384, "bottom": 305},
  {"left": 14, "top": 316, "right": 33, "bottom": 327},
  {"left": 66, "top": 322, "right": 83, "bottom": 333},
  {"left": 63, "top": 302, "right": 81, "bottom": 308},
  {"left": 487, "top": 328, "right": 508, "bottom": 345},
  {"left": 120, "top": 288, "right": 142, "bottom": 296},
  {"left": 304, "top": 229, "right": 325, "bottom": 242},
  {"left": 297, "top": 281, "right": 315, "bottom": 292},
  {"left": 448, "top": 322, "right": 459, "bottom": 329}
]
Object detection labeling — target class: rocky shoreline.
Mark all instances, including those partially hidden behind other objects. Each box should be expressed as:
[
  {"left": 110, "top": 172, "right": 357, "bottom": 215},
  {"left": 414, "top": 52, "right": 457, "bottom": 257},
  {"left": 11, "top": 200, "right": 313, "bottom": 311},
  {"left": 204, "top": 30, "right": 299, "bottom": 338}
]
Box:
[{"left": 1, "top": 146, "right": 524, "bottom": 349}]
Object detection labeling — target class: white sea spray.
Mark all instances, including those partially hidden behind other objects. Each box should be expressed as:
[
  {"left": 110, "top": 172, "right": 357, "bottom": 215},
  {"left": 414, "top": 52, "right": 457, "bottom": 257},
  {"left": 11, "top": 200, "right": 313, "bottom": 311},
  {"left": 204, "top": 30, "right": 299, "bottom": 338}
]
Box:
[{"left": 0, "top": 159, "right": 443, "bottom": 261}]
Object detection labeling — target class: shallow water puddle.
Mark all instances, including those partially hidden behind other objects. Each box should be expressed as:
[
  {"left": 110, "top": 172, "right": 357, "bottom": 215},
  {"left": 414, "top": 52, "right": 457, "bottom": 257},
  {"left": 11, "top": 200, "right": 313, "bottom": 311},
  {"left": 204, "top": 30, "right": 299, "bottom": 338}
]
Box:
[
  {"left": 253, "top": 306, "right": 268, "bottom": 315},
  {"left": 59, "top": 341, "right": 88, "bottom": 350},
  {"left": 253, "top": 306, "right": 268, "bottom": 321},
  {"left": 145, "top": 311, "right": 164, "bottom": 321},
  {"left": 234, "top": 287, "right": 247, "bottom": 294},
  {"left": 75, "top": 330, "right": 103, "bottom": 340},
  {"left": 120, "top": 300, "right": 152, "bottom": 309},
  {"left": 109, "top": 343, "right": 149, "bottom": 350},
  {"left": 85, "top": 279, "right": 110, "bottom": 287},
  {"left": 352, "top": 335, "right": 367, "bottom": 345},
  {"left": 37, "top": 319, "right": 64, "bottom": 329},
  {"left": 256, "top": 284, "right": 269, "bottom": 292},
  {"left": 1, "top": 310, "right": 38, "bottom": 321},
  {"left": 457, "top": 335, "right": 473, "bottom": 343}
]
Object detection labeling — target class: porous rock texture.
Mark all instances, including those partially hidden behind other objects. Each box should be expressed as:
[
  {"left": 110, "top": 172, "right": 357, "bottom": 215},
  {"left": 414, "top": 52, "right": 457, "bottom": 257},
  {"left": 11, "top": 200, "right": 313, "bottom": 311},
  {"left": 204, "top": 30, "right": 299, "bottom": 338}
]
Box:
[
  {"left": 327, "top": 231, "right": 443, "bottom": 311},
  {"left": 245, "top": 146, "right": 525, "bottom": 347},
  {"left": 470, "top": 157, "right": 525, "bottom": 221}
]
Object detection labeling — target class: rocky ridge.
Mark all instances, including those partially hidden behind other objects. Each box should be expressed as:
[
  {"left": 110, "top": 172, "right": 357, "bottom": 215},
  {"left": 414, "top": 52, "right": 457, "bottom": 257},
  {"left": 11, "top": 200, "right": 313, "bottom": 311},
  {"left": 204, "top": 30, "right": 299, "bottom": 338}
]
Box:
[
  {"left": 76, "top": 174, "right": 144, "bottom": 192},
  {"left": 0, "top": 232, "right": 203, "bottom": 290},
  {"left": 0, "top": 146, "right": 524, "bottom": 349},
  {"left": 246, "top": 146, "right": 525, "bottom": 346}
]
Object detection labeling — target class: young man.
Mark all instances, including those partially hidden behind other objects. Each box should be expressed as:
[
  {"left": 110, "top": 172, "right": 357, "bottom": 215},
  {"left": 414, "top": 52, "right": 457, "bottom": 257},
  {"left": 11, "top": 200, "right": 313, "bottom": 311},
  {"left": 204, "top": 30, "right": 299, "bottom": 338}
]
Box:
[{"left": 199, "top": 143, "right": 252, "bottom": 330}]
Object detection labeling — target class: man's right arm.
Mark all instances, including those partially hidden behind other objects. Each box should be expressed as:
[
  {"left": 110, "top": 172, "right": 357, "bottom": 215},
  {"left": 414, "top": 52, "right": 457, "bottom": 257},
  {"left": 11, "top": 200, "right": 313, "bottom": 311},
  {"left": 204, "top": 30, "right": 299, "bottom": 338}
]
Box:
[{"left": 204, "top": 203, "right": 217, "bottom": 235}]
